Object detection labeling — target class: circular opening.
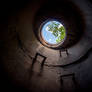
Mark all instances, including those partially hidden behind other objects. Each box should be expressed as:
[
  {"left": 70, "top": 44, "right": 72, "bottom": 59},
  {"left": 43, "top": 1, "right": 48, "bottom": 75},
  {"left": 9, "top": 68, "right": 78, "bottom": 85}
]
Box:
[{"left": 41, "top": 20, "right": 66, "bottom": 45}]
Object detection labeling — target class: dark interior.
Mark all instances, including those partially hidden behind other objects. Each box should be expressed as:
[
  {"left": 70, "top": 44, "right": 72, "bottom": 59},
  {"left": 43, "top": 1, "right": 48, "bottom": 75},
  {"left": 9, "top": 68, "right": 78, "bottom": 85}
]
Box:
[{"left": 0, "top": 0, "right": 92, "bottom": 92}]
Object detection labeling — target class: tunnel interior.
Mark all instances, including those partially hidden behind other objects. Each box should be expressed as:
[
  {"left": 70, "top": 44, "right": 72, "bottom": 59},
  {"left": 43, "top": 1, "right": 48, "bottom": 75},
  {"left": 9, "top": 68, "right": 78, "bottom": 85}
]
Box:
[{"left": 0, "top": 0, "right": 92, "bottom": 92}]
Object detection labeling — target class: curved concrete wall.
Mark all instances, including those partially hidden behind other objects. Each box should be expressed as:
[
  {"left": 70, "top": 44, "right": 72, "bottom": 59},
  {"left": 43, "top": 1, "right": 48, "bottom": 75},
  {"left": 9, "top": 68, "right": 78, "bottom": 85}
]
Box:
[{"left": 0, "top": 0, "right": 92, "bottom": 92}]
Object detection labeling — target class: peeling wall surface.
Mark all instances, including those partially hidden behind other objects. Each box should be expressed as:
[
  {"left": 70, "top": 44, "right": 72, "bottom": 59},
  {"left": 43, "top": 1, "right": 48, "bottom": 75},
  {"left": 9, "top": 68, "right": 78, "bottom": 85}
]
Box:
[{"left": 0, "top": 0, "right": 92, "bottom": 92}]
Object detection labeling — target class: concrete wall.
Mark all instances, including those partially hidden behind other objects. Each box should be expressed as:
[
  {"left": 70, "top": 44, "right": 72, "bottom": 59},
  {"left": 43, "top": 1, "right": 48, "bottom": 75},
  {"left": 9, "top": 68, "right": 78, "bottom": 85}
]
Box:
[{"left": 0, "top": 0, "right": 92, "bottom": 92}]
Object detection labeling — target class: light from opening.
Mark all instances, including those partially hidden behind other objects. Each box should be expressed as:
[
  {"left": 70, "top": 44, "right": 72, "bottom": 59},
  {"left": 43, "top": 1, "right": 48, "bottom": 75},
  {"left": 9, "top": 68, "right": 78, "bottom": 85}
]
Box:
[{"left": 41, "top": 20, "right": 66, "bottom": 45}]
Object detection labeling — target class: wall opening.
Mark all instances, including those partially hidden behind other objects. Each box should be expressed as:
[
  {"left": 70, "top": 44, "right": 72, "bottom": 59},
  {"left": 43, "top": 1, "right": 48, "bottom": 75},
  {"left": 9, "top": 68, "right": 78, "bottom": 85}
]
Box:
[{"left": 40, "top": 20, "right": 66, "bottom": 45}]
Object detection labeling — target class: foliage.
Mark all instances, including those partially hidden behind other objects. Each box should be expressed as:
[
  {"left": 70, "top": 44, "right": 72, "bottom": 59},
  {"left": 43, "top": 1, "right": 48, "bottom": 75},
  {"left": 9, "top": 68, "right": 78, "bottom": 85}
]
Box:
[{"left": 47, "top": 21, "right": 66, "bottom": 43}]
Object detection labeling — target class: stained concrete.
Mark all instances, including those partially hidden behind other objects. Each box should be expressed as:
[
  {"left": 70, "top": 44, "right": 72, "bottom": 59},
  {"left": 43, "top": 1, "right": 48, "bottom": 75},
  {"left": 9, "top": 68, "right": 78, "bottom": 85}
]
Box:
[{"left": 0, "top": 0, "right": 92, "bottom": 92}]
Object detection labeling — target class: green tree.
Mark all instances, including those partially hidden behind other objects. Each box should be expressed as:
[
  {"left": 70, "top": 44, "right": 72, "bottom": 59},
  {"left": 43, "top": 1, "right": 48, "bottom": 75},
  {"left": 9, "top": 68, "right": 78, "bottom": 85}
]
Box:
[{"left": 47, "top": 21, "right": 66, "bottom": 43}]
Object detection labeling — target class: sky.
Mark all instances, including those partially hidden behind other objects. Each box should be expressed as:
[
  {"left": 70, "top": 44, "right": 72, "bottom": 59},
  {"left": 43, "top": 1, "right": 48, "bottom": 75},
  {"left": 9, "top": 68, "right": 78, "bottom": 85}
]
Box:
[{"left": 41, "top": 21, "right": 63, "bottom": 44}]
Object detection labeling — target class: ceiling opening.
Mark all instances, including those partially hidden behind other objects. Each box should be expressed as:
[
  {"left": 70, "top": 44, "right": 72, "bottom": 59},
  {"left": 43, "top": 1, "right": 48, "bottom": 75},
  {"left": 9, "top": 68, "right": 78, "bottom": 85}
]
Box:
[{"left": 41, "top": 20, "right": 66, "bottom": 45}]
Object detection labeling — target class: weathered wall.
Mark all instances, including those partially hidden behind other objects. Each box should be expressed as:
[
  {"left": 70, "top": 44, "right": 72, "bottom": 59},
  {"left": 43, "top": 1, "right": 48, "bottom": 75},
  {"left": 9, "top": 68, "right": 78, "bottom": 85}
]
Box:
[{"left": 0, "top": 0, "right": 92, "bottom": 92}]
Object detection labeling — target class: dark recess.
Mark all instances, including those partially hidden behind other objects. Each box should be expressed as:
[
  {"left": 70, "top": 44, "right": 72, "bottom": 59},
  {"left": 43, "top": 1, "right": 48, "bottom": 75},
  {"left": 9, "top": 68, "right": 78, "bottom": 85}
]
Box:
[{"left": 0, "top": 0, "right": 30, "bottom": 92}]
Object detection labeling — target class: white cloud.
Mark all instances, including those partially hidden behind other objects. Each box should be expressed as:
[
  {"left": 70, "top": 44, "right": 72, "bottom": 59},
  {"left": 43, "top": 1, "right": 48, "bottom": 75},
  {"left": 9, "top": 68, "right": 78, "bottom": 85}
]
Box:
[{"left": 46, "top": 26, "right": 49, "bottom": 31}]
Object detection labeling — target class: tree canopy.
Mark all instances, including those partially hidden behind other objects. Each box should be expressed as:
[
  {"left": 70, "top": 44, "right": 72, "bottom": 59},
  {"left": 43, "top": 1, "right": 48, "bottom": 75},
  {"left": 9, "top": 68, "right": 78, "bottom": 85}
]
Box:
[{"left": 47, "top": 21, "right": 66, "bottom": 43}]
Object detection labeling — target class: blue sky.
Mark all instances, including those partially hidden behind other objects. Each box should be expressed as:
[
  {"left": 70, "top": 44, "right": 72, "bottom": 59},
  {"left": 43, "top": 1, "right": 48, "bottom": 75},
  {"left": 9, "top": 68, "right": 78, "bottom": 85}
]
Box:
[{"left": 41, "top": 21, "right": 63, "bottom": 44}]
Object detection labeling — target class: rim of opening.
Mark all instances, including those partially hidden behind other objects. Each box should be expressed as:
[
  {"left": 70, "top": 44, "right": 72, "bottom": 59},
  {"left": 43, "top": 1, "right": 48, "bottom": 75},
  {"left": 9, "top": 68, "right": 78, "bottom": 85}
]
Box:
[{"left": 39, "top": 19, "right": 67, "bottom": 48}]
